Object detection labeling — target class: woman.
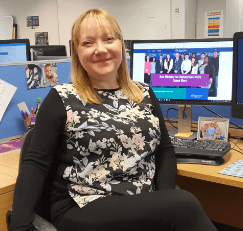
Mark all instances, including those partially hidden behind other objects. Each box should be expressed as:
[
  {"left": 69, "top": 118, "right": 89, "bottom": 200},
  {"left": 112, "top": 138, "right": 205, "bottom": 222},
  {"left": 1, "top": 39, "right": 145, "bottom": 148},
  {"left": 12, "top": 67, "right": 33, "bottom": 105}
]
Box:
[
  {"left": 201, "top": 123, "right": 208, "bottom": 138},
  {"left": 10, "top": 9, "right": 217, "bottom": 231},
  {"left": 191, "top": 57, "right": 199, "bottom": 74},
  {"left": 206, "top": 123, "right": 216, "bottom": 139},
  {"left": 204, "top": 56, "right": 216, "bottom": 97},
  {"left": 164, "top": 54, "right": 173, "bottom": 74},
  {"left": 150, "top": 56, "right": 156, "bottom": 87},
  {"left": 180, "top": 53, "right": 185, "bottom": 61},
  {"left": 144, "top": 54, "right": 151, "bottom": 84}
]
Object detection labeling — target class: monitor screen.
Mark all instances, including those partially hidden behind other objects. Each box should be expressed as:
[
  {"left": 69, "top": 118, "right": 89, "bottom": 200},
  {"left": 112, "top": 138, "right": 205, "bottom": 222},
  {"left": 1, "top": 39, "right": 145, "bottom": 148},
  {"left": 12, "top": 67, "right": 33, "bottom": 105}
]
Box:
[
  {"left": 0, "top": 39, "right": 30, "bottom": 63},
  {"left": 232, "top": 32, "right": 243, "bottom": 119},
  {"left": 131, "top": 38, "right": 233, "bottom": 105}
]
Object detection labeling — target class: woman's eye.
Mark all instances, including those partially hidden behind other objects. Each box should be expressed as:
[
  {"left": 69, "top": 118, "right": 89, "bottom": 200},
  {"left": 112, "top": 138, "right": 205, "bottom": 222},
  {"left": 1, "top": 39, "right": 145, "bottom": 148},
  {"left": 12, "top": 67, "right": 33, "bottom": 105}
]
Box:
[
  {"left": 106, "top": 37, "right": 114, "bottom": 41},
  {"left": 83, "top": 41, "right": 91, "bottom": 46}
]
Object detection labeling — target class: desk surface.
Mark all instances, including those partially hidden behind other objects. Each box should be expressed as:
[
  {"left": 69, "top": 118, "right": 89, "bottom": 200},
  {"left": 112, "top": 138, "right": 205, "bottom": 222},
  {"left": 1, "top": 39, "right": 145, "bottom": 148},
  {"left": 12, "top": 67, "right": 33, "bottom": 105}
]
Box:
[
  {"left": 1, "top": 139, "right": 243, "bottom": 190},
  {"left": 1, "top": 138, "right": 243, "bottom": 230},
  {"left": 0, "top": 150, "right": 19, "bottom": 195},
  {"left": 177, "top": 139, "right": 243, "bottom": 188}
]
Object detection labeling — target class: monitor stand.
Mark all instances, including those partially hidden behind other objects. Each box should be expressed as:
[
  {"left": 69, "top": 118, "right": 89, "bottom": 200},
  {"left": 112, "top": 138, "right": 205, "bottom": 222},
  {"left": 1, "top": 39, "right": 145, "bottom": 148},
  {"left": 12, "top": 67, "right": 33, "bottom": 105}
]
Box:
[
  {"left": 168, "top": 105, "right": 225, "bottom": 165},
  {"left": 169, "top": 105, "right": 197, "bottom": 139}
]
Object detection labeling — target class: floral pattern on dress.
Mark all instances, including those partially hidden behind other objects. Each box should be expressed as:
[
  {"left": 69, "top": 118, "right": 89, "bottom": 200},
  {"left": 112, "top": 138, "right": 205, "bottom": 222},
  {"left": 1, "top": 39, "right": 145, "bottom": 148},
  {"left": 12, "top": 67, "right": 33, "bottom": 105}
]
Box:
[{"left": 54, "top": 82, "right": 161, "bottom": 208}]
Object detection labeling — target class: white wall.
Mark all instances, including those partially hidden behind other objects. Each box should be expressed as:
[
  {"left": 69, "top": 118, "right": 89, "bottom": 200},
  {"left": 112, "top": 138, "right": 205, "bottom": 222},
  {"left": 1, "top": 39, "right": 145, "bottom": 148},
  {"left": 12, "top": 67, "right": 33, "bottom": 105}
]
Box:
[
  {"left": 195, "top": 0, "right": 226, "bottom": 38},
  {"left": 0, "top": 0, "right": 60, "bottom": 45},
  {"left": 171, "top": 0, "right": 196, "bottom": 39},
  {"left": 0, "top": 0, "right": 172, "bottom": 56},
  {"left": 225, "top": 0, "right": 241, "bottom": 38},
  {"left": 57, "top": 0, "right": 172, "bottom": 54},
  {"left": 184, "top": 0, "right": 196, "bottom": 39},
  {"left": 171, "top": 0, "right": 186, "bottom": 39},
  {"left": 2, "top": 0, "right": 237, "bottom": 55}
]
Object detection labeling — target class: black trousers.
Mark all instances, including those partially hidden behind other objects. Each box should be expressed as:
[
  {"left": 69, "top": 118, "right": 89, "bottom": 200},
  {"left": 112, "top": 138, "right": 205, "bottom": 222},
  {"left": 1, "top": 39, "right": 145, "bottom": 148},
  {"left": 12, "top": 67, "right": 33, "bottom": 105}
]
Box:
[
  {"left": 53, "top": 189, "right": 217, "bottom": 231},
  {"left": 144, "top": 73, "right": 150, "bottom": 84}
]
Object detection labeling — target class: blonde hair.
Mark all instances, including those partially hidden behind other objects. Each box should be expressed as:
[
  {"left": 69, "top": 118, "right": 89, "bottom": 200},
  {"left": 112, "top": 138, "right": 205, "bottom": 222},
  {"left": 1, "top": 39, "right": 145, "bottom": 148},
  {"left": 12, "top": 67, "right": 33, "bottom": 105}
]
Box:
[{"left": 71, "top": 9, "right": 143, "bottom": 104}]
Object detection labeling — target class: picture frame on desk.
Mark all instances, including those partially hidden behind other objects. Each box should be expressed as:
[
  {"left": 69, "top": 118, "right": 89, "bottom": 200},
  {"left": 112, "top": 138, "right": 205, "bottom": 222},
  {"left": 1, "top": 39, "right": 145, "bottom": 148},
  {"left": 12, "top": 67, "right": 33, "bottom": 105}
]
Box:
[{"left": 197, "top": 116, "right": 229, "bottom": 142}]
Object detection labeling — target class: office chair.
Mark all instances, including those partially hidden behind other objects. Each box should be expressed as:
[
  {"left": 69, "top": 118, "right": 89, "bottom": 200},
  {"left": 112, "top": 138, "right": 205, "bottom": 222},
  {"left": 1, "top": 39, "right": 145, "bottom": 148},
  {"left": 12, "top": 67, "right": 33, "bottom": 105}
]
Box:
[
  {"left": 6, "top": 128, "right": 180, "bottom": 230},
  {"left": 6, "top": 128, "right": 57, "bottom": 231}
]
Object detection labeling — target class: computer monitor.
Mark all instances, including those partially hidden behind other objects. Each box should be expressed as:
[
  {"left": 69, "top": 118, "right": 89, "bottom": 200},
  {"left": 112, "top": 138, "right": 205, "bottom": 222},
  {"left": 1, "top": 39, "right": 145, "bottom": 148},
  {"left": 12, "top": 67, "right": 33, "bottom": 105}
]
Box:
[
  {"left": 30, "top": 45, "right": 67, "bottom": 60},
  {"left": 0, "top": 39, "right": 30, "bottom": 63},
  {"left": 232, "top": 32, "right": 243, "bottom": 119},
  {"left": 131, "top": 38, "right": 233, "bottom": 134}
]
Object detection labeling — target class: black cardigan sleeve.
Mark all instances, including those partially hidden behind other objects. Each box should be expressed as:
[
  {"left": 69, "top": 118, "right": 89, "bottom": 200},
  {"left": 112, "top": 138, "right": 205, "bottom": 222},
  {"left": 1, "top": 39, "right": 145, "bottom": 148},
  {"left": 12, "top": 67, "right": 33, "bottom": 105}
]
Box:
[
  {"left": 148, "top": 87, "right": 177, "bottom": 190},
  {"left": 10, "top": 88, "right": 67, "bottom": 231}
]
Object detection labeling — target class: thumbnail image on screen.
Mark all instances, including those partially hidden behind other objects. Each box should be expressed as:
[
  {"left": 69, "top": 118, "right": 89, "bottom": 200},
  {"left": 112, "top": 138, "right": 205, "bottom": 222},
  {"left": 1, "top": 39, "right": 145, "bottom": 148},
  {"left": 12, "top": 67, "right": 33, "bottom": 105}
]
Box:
[{"left": 131, "top": 40, "right": 233, "bottom": 104}]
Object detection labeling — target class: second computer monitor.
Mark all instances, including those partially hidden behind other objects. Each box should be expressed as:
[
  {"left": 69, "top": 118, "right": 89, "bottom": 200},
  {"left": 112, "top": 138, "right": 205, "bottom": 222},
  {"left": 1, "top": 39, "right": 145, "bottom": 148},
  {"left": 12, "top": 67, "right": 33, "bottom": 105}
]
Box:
[
  {"left": 232, "top": 32, "right": 243, "bottom": 119},
  {"left": 131, "top": 38, "right": 233, "bottom": 106}
]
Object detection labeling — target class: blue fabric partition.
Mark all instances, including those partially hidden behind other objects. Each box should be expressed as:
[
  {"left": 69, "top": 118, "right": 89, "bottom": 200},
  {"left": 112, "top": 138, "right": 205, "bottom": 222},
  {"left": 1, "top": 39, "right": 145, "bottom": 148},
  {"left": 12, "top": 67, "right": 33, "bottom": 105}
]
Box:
[
  {"left": 0, "top": 58, "right": 242, "bottom": 140},
  {"left": 0, "top": 60, "right": 71, "bottom": 139}
]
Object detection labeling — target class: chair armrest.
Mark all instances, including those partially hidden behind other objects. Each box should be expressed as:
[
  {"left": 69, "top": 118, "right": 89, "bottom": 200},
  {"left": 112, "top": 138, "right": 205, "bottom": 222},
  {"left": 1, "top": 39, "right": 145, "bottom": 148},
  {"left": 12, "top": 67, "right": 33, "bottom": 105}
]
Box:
[
  {"left": 33, "top": 214, "right": 57, "bottom": 231},
  {"left": 6, "top": 209, "right": 57, "bottom": 231},
  {"left": 6, "top": 209, "right": 12, "bottom": 230}
]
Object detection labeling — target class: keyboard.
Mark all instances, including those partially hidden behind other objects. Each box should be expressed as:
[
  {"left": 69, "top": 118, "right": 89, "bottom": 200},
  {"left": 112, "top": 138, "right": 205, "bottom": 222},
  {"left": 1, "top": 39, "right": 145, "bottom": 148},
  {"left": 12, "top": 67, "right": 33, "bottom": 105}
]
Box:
[{"left": 170, "top": 136, "right": 231, "bottom": 165}]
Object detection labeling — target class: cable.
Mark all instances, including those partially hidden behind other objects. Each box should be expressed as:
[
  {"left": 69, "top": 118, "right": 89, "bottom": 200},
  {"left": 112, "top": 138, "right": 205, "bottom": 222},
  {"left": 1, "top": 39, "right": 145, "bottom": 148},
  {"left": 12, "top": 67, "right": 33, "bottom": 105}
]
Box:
[
  {"left": 166, "top": 108, "right": 178, "bottom": 129},
  {"left": 202, "top": 105, "right": 243, "bottom": 129},
  {"left": 231, "top": 148, "right": 243, "bottom": 155},
  {"left": 166, "top": 107, "right": 198, "bottom": 132},
  {"left": 183, "top": 105, "right": 187, "bottom": 119},
  {"left": 230, "top": 136, "right": 243, "bottom": 151}
]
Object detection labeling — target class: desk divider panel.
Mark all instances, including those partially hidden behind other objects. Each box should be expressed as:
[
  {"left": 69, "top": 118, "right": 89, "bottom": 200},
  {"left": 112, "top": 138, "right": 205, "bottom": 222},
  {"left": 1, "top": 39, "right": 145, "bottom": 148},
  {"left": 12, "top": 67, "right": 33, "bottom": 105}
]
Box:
[
  {"left": 0, "top": 59, "right": 71, "bottom": 139},
  {"left": 0, "top": 58, "right": 242, "bottom": 140}
]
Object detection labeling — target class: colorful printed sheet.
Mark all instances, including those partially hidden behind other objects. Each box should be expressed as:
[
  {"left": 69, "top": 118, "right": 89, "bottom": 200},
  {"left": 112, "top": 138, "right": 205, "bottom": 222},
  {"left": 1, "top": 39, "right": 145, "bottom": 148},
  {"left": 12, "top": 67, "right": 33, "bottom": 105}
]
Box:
[{"left": 0, "top": 139, "right": 23, "bottom": 154}]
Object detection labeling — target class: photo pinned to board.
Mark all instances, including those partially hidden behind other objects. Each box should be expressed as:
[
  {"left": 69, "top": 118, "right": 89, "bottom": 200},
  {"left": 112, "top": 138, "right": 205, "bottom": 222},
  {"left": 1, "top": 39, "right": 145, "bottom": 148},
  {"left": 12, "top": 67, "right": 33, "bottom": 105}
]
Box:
[
  {"left": 42, "top": 63, "right": 59, "bottom": 87},
  {"left": 197, "top": 116, "right": 229, "bottom": 142},
  {"left": 26, "top": 64, "right": 42, "bottom": 89},
  {"left": 26, "top": 63, "right": 59, "bottom": 90}
]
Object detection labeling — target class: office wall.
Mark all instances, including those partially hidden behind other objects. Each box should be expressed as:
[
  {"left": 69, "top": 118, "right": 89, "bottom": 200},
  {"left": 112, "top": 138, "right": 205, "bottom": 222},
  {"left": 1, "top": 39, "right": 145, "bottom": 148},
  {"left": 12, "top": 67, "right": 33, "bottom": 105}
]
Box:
[
  {"left": 57, "top": 0, "right": 172, "bottom": 53},
  {"left": 195, "top": 0, "right": 226, "bottom": 38},
  {"left": 0, "top": 0, "right": 60, "bottom": 45},
  {"left": 171, "top": 0, "right": 185, "bottom": 39},
  {"left": 0, "top": 0, "right": 172, "bottom": 56},
  {"left": 184, "top": 0, "right": 196, "bottom": 39},
  {"left": 225, "top": 0, "right": 242, "bottom": 38}
]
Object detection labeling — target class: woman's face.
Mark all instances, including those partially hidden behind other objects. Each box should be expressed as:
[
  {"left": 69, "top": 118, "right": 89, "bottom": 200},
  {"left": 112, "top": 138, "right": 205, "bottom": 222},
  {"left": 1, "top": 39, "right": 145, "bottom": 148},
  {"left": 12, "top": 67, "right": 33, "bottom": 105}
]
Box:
[
  {"left": 191, "top": 58, "right": 195, "bottom": 64},
  {"left": 204, "top": 57, "right": 209, "bottom": 64},
  {"left": 146, "top": 55, "right": 150, "bottom": 61},
  {"left": 167, "top": 54, "right": 170, "bottom": 59},
  {"left": 153, "top": 57, "right": 155, "bottom": 62},
  {"left": 77, "top": 17, "right": 122, "bottom": 79}
]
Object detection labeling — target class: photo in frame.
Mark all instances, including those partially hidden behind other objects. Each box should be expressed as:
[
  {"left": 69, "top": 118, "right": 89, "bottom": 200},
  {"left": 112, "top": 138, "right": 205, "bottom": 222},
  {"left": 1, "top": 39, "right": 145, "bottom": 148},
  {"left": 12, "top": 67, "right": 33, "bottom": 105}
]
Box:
[{"left": 197, "top": 117, "right": 229, "bottom": 142}]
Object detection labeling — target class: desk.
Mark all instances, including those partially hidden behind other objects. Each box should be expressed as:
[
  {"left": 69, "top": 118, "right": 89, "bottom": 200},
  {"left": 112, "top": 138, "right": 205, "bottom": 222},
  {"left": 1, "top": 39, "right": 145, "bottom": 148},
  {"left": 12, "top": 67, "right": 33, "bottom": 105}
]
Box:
[
  {"left": 164, "top": 122, "right": 243, "bottom": 228},
  {"left": 1, "top": 139, "right": 243, "bottom": 230},
  {"left": 176, "top": 138, "right": 243, "bottom": 229},
  {"left": 0, "top": 150, "right": 19, "bottom": 231}
]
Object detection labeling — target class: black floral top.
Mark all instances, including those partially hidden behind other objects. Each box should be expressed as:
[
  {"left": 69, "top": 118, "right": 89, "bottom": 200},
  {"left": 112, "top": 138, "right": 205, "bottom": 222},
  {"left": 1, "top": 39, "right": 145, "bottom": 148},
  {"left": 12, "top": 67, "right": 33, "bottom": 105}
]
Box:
[
  {"left": 10, "top": 82, "right": 176, "bottom": 231},
  {"left": 55, "top": 83, "right": 161, "bottom": 208}
]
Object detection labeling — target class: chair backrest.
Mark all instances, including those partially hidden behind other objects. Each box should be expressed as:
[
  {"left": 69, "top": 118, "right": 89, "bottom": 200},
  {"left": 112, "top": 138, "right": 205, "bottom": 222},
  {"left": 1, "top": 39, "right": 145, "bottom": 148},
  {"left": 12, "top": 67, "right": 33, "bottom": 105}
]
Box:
[{"left": 19, "top": 128, "right": 53, "bottom": 222}]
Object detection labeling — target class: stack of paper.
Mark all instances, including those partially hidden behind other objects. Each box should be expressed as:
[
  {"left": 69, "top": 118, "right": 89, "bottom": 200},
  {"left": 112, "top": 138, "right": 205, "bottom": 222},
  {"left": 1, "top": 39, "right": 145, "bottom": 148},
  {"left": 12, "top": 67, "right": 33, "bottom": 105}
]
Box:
[
  {"left": 0, "top": 79, "right": 17, "bottom": 122},
  {"left": 218, "top": 160, "right": 243, "bottom": 178}
]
